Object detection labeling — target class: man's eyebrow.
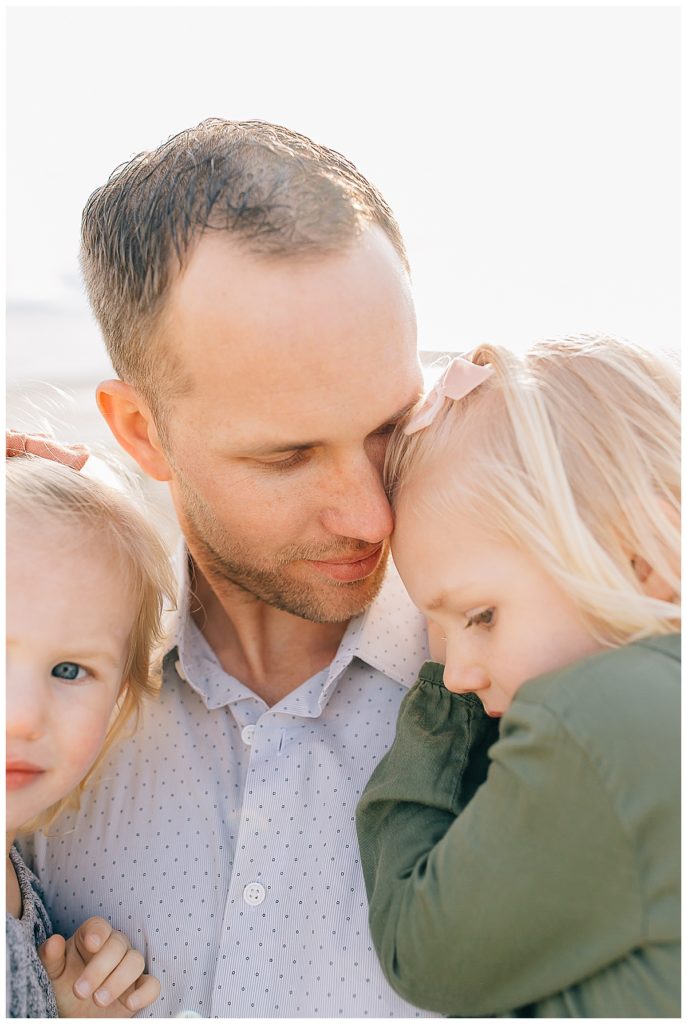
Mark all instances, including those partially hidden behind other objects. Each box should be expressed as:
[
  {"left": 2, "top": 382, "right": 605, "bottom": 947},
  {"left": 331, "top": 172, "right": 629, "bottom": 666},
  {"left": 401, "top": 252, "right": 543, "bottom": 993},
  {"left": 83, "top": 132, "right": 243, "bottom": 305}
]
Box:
[{"left": 239, "top": 400, "right": 420, "bottom": 457}]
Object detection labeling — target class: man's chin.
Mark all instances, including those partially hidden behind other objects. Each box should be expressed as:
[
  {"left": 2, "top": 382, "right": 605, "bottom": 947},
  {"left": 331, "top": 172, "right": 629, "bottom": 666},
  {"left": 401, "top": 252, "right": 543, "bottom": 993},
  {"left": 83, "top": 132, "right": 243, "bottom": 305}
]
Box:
[
  {"left": 191, "top": 532, "right": 390, "bottom": 624},
  {"left": 280, "top": 545, "right": 390, "bottom": 623}
]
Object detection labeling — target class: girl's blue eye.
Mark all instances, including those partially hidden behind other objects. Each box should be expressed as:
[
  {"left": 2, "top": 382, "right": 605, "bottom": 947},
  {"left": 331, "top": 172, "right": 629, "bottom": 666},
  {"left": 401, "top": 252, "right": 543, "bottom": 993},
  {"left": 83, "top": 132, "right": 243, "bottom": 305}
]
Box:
[{"left": 51, "top": 662, "right": 87, "bottom": 682}]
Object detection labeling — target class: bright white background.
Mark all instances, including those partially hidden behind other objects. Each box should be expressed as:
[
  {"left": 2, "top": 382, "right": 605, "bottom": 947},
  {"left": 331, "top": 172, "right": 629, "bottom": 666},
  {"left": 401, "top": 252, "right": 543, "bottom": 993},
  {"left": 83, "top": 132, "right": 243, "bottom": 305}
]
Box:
[{"left": 6, "top": 4, "right": 680, "bottom": 451}]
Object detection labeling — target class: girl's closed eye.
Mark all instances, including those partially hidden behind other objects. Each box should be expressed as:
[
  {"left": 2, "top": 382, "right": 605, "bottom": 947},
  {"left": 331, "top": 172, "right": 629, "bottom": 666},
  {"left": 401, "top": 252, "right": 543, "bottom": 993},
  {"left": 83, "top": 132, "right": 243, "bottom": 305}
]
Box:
[
  {"left": 464, "top": 607, "right": 496, "bottom": 630},
  {"left": 51, "top": 662, "right": 89, "bottom": 683}
]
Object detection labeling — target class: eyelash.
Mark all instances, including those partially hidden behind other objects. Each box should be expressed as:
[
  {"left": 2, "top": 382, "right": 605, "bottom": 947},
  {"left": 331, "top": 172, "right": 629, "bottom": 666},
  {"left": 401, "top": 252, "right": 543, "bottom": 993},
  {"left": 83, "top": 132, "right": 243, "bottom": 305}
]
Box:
[
  {"left": 464, "top": 608, "right": 496, "bottom": 630},
  {"left": 260, "top": 426, "right": 397, "bottom": 472},
  {"left": 263, "top": 450, "right": 309, "bottom": 471},
  {"left": 372, "top": 424, "right": 397, "bottom": 438}
]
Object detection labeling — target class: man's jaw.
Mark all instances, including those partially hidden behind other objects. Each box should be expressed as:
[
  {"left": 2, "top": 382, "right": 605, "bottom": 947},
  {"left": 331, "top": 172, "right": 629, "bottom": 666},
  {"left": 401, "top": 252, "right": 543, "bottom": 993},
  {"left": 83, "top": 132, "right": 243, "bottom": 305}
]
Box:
[{"left": 193, "top": 538, "right": 390, "bottom": 625}]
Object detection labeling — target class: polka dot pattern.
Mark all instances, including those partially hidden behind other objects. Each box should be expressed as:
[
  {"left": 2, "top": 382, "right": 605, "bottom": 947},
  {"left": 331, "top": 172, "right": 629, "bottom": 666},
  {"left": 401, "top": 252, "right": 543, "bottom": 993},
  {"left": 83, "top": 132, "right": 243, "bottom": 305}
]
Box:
[{"left": 25, "top": 561, "right": 434, "bottom": 1017}]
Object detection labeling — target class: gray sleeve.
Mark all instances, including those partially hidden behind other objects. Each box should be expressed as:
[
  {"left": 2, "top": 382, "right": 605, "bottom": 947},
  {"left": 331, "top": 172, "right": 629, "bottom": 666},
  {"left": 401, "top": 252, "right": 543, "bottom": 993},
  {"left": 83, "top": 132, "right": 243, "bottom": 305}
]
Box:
[
  {"left": 6, "top": 913, "right": 58, "bottom": 1018},
  {"left": 6, "top": 848, "right": 59, "bottom": 1019}
]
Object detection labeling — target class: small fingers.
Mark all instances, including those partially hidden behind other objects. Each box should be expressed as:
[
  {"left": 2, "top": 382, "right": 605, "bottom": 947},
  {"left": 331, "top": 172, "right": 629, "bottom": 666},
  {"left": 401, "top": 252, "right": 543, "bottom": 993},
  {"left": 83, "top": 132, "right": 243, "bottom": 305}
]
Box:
[
  {"left": 91, "top": 948, "right": 147, "bottom": 1008},
  {"left": 73, "top": 915, "right": 114, "bottom": 959},
  {"left": 125, "top": 974, "right": 161, "bottom": 1014},
  {"left": 25, "top": 437, "right": 90, "bottom": 469},
  {"left": 37, "top": 933, "right": 67, "bottom": 980},
  {"left": 6, "top": 430, "right": 28, "bottom": 456},
  {"left": 5, "top": 430, "right": 89, "bottom": 469},
  {"left": 73, "top": 928, "right": 131, "bottom": 1000}
]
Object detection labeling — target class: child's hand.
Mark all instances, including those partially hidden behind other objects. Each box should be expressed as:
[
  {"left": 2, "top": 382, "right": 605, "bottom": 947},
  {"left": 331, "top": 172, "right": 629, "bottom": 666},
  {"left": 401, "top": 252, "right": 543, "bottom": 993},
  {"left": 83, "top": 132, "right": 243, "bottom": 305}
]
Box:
[
  {"left": 6, "top": 429, "right": 89, "bottom": 470},
  {"left": 38, "top": 916, "right": 160, "bottom": 1017}
]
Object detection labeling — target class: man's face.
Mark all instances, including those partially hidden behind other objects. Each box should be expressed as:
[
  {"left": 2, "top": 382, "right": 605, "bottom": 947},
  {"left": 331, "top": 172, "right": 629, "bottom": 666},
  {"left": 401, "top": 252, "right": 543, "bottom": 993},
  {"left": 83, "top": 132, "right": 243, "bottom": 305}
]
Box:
[{"left": 157, "top": 226, "right": 422, "bottom": 623}]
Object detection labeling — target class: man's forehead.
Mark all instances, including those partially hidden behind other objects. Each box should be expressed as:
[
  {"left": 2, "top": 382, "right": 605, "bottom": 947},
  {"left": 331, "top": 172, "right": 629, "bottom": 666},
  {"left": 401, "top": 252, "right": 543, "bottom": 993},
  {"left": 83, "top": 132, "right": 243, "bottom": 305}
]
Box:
[
  {"left": 163, "top": 228, "right": 416, "bottom": 365},
  {"left": 159, "top": 224, "right": 421, "bottom": 449}
]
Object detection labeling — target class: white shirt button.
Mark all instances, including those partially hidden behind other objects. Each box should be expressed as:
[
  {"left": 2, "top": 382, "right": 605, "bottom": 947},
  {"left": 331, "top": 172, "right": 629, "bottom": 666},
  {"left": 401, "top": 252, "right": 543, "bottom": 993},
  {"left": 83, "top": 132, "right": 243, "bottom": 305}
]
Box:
[
  {"left": 174, "top": 659, "right": 187, "bottom": 681},
  {"left": 243, "top": 881, "right": 266, "bottom": 906},
  {"left": 241, "top": 724, "right": 256, "bottom": 745}
]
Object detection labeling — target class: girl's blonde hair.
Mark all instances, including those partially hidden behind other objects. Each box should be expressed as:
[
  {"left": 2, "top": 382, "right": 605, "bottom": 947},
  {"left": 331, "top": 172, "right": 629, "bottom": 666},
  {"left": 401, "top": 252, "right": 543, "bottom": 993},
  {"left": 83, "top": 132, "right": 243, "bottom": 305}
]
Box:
[
  {"left": 386, "top": 334, "right": 680, "bottom": 646},
  {"left": 7, "top": 455, "right": 176, "bottom": 831}
]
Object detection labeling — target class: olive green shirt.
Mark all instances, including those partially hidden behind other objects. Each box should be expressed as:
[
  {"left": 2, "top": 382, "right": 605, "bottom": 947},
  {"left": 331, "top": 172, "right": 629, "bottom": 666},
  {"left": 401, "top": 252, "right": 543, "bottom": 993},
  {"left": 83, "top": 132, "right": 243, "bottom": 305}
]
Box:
[{"left": 356, "top": 635, "right": 680, "bottom": 1017}]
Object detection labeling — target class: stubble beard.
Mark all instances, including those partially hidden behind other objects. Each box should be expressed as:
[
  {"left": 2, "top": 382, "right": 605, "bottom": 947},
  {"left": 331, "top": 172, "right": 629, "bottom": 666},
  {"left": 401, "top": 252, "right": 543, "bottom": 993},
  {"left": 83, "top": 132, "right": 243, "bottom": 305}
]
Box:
[{"left": 178, "top": 482, "right": 390, "bottom": 624}]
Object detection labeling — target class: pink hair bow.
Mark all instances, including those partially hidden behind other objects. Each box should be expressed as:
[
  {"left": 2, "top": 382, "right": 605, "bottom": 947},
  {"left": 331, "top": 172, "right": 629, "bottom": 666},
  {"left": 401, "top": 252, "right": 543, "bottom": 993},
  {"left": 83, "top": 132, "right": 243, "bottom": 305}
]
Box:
[{"left": 404, "top": 356, "right": 494, "bottom": 435}]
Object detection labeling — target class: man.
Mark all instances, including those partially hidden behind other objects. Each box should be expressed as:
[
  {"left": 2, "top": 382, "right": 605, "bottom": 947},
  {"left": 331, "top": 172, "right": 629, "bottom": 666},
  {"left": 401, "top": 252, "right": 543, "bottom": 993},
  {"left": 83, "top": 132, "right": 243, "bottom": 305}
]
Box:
[{"left": 26, "top": 120, "right": 431, "bottom": 1017}]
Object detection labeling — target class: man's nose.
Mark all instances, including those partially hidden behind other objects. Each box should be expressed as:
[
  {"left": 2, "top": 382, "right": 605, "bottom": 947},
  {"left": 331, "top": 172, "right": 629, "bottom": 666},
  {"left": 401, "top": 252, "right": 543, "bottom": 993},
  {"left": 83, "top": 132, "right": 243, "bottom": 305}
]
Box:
[
  {"left": 319, "top": 453, "right": 394, "bottom": 544},
  {"left": 443, "top": 660, "right": 490, "bottom": 696},
  {"left": 6, "top": 671, "right": 47, "bottom": 741}
]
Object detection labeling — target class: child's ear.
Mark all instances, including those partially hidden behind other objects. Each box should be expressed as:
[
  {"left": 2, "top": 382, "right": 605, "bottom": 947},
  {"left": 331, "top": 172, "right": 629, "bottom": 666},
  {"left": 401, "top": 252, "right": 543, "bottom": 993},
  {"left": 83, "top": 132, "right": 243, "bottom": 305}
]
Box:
[{"left": 630, "top": 555, "right": 675, "bottom": 602}]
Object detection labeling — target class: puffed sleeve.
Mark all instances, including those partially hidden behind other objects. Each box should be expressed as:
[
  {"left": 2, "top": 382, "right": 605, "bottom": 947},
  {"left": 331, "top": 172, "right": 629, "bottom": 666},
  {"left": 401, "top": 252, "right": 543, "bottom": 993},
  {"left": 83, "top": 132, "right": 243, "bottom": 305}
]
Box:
[{"left": 356, "top": 664, "right": 643, "bottom": 1017}]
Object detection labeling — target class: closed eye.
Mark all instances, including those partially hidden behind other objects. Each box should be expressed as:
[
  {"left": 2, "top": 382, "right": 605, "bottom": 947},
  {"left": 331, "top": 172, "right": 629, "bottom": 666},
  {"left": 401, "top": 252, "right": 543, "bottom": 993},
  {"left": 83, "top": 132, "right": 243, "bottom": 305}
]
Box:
[
  {"left": 254, "top": 449, "right": 311, "bottom": 471},
  {"left": 371, "top": 423, "right": 397, "bottom": 437},
  {"left": 370, "top": 407, "right": 416, "bottom": 439}
]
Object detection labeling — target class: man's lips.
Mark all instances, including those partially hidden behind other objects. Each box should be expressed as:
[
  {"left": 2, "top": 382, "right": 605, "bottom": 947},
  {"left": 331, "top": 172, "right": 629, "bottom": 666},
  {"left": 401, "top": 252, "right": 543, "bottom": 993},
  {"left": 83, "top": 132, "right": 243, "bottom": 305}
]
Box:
[
  {"left": 6, "top": 761, "right": 46, "bottom": 790},
  {"left": 306, "top": 544, "right": 384, "bottom": 583}
]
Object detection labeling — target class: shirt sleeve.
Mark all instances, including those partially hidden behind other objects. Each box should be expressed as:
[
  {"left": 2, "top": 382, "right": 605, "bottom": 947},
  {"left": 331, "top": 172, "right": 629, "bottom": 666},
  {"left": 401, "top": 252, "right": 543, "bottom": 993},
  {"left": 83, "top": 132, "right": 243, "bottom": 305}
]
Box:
[{"left": 355, "top": 670, "right": 643, "bottom": 1017}]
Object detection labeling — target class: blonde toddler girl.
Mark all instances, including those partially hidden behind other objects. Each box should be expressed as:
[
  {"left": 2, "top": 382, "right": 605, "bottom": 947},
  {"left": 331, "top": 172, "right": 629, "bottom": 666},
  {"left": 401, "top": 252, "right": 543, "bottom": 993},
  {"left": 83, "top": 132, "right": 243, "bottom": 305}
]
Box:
[
  {"left": 7, "top": 453, "right": 175, "bottom": 1017},
  {"left": 356, "top": 334, "right": 680, "bottom": 1018}
]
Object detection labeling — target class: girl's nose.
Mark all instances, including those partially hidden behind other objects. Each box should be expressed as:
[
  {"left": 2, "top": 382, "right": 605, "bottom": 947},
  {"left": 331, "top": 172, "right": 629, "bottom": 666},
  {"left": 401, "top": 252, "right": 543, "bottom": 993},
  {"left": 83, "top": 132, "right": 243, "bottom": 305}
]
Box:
[
  {"left": 6, "top": 674, "right": 47, "bottom": 741},
  {"left": 443, "top": 662, "right": 490, "bottom": 695}
]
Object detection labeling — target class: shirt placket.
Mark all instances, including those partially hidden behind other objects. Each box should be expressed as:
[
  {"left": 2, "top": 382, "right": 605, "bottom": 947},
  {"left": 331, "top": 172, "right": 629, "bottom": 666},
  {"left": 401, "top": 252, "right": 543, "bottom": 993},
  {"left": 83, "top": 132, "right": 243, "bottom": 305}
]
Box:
[{"left": 211, "top": 705, "right": 295, "bottom": 1016}]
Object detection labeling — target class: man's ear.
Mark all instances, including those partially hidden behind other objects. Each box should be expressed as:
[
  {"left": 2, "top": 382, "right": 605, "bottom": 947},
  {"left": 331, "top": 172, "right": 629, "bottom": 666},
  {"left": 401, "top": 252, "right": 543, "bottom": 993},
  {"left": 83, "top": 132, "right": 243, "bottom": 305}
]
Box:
[
  {"left": 96, "top": 380, "right": 172, "bottom": 482},
  {"left": 630, "top": 555, "right": 675, "bottom": 603}
]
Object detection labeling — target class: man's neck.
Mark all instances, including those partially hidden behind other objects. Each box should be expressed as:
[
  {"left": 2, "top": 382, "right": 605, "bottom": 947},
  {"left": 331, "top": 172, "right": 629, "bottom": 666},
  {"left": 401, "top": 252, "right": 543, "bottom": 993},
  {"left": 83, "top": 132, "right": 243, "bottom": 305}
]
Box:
[{"left": 188, "top": 558, "right": 348, "bottom": 706}]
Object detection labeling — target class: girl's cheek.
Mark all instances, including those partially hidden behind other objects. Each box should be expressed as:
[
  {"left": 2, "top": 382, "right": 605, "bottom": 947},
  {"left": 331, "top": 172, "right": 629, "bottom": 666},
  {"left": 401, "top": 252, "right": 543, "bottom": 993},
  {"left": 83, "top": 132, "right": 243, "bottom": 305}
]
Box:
[{"left": 63, "top": 711, "right": 113, "bottom": 775}]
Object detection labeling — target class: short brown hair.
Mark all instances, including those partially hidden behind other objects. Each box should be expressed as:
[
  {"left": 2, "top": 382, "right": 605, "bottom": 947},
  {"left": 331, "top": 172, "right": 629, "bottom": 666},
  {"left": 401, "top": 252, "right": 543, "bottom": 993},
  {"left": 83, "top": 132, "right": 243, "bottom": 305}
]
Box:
[{"left": 80, "top": 118, "right": 409, "bottom": 414}]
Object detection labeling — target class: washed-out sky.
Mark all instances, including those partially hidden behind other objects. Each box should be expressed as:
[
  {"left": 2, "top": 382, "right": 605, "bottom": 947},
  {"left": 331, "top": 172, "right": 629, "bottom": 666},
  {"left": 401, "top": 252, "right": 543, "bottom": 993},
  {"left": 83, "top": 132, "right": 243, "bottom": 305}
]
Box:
[{"left": 7, "top": 4, "right": 680, "bottom": 375}]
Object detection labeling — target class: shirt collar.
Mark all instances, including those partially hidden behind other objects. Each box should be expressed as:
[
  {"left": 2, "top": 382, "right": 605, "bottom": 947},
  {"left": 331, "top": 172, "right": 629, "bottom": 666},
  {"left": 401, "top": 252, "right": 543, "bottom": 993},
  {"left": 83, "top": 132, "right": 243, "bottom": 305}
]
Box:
[
  {"left": 164, "top": 539, "right": 194, "bottom": 653},
  {"left": 321, "top": 557, "right": 428, "bottom": 695},
  {"left": 163, "top": 541, "right": 428, "bottom": 710}
]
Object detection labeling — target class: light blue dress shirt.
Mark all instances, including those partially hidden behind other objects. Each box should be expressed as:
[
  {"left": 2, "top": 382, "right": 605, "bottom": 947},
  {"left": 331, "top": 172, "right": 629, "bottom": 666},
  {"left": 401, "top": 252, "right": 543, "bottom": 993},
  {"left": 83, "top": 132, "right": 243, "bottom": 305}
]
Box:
[{"left": 23, "top": 551, "right": 432, "bottom": 1018}]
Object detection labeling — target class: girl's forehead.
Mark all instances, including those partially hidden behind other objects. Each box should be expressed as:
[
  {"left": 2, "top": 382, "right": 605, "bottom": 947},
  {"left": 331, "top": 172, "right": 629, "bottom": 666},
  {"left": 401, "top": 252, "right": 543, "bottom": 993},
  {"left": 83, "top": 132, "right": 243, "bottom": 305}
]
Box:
[
  {"left": 9, "top": 512, "right": 125, "bottom": 579},
  {"left": 393, "top": 464, "right": 473, "bottom": 532},
  {"left": 10, "top": 510, "right": 89, "bottom": 547}
]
